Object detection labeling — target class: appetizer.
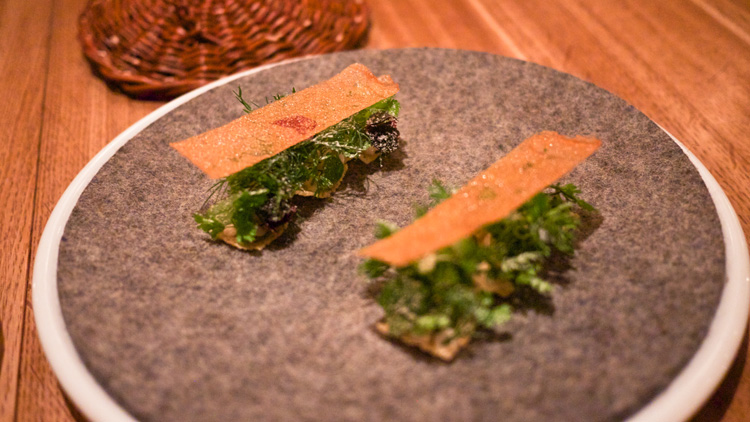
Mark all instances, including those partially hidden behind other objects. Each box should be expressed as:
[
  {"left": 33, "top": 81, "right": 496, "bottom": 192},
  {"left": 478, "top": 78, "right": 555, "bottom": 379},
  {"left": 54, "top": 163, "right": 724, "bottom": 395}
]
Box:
[
  {"left": 171, "top": 64, "right": 401, "bottom": 249},
  {"left": 359, "top": 131, "right": 601, "bottom": 360}
]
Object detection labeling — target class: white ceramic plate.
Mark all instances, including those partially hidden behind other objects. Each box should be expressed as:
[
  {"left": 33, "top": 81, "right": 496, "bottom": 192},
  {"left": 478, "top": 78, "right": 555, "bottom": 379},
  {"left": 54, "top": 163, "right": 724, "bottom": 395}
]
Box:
[{"left": 33, "top": 55, "right": 749, "bottom": 422}]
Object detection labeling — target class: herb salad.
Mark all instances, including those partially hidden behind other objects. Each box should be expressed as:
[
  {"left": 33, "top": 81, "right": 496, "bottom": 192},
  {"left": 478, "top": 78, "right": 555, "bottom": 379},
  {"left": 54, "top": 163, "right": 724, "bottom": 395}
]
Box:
[
  {"left": 361, "top": 181, "right": 595, "bottom": 360},
  {"left": 195, "top": 90, "right": 401, "bottom": 249}
]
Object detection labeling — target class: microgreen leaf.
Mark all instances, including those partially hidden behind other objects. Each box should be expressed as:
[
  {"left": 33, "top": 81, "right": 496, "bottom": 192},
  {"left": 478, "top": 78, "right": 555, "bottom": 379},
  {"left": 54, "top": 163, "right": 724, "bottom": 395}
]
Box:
[
  {"left": 374, "top": 220, "right": 399, "bottom": 239},
  {"left": 360, "top": 258, "right": 389, "bottom": 278},
  {"left": 193, "top": 214, "right": 225, "bottom": 239}
]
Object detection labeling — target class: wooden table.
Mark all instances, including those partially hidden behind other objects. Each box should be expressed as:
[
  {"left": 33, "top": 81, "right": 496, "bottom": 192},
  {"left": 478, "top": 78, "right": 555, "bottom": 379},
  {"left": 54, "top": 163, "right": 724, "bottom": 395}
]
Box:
[{"left": 1, "top": 0, "right": 748, "bottom": 420}]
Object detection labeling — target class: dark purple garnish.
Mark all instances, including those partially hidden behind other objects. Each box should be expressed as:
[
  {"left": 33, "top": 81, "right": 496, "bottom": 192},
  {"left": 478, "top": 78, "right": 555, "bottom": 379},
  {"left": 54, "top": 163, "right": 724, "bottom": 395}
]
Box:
[{"left": 366, "top": 111, "right": 400, "bottom": 154}]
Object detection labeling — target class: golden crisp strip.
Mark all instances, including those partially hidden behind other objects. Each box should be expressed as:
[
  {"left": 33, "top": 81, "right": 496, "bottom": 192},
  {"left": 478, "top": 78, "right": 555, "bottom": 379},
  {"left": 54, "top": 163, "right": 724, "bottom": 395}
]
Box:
[
  {"left": 358, "top": 131, "right": 602, "bottom": 267},
  {"left": 170, "top": 63, "right": 399, "bottom": 179}
]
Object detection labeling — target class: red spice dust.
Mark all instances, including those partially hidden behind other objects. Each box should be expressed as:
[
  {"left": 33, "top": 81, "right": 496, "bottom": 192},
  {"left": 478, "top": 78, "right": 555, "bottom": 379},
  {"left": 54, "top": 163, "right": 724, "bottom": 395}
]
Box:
[{"left": 273, "top": 115, "right": 317, "bottom": 135}]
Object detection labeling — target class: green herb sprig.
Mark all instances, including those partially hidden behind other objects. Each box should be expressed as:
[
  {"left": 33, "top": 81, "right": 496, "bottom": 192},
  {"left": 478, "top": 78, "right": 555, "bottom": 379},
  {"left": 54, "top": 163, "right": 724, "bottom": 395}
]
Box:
[{"left": 361, "top": 181, "right": 594, "bottom": 343}]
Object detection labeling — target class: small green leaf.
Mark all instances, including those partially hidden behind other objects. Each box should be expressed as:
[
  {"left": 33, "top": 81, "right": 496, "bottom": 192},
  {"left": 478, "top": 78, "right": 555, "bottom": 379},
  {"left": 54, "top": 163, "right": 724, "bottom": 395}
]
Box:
[
  {"left": 236, "top": 225, "right": 258, "bottom": 244},
  {"left": 552, "top": 183, "right": 596, "bottom": 211},
  {"left": 315, "top": 154, "right": 345, "bottom": 194},
  {"left": 374, "top": 220, "right": 399, "bottom": 239},
  {"left": 451, "top": 237, "right": 478, "bottom": 259},
  {"left": 360, "top": 259, "right": 389, "bottom": 278},
  {"left": 428, "top": 179, "right": 452, "bottom": 204},
  {"left": 230, "top": 189, "right": 268, "bottom": 243},
  {"left": 193, "top": 214, "right": 225, "bottom": 239},
  {"left": 489, "top": 304, "right": 512, "bottom": 325}
]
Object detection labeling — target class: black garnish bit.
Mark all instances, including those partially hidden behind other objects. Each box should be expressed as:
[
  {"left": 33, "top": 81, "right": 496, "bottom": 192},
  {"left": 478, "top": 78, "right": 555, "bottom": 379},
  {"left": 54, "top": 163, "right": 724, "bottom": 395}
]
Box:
[{"left": 366, "top": 111, "right": 400, "bottom": 154}]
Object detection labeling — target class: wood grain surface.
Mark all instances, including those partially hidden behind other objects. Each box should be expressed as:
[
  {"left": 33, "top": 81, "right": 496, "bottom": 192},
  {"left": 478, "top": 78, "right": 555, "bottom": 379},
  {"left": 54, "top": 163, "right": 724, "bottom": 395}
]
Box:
[{"left": 0, "top": 0, "right": 747, "bottom": 421}]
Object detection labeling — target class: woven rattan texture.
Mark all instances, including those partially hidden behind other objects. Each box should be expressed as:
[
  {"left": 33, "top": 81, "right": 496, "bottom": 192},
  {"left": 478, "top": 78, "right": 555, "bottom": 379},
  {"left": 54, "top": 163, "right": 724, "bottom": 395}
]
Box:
[{"left": 78, "top": 0, "right": 370, "bottom": 99}]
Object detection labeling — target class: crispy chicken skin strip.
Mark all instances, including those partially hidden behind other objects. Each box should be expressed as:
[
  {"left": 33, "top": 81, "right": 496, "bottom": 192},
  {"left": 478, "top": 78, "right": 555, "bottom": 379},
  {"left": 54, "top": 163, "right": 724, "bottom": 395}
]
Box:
[{"left": 170, "top": 63, "right": 399, "bottom": 179}]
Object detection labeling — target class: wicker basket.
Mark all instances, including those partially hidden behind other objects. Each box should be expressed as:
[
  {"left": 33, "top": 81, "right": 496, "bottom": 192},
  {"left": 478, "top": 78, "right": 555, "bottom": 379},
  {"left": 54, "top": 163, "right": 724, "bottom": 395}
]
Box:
[{"left": 78, "top": 0, "right": 370, "bottom": 99}]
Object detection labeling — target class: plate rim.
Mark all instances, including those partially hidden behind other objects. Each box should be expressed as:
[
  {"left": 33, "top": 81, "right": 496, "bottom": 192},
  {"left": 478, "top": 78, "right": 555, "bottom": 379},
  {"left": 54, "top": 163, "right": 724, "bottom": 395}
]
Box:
[{"left": 32, "top": 48, "right": 750, "bottom": 422}]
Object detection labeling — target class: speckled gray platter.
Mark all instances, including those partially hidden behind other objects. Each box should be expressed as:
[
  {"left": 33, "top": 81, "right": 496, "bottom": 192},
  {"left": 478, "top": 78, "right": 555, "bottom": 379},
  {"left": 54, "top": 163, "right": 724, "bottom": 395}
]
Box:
[{"left": 57, "top": 48, "right": 724, "bottom": 422}]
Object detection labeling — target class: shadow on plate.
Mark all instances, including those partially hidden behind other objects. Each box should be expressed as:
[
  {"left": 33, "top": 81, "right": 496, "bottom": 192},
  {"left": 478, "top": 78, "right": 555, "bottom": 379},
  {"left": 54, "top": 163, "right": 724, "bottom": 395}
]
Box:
[
  {"left": 689, "top": 329, "right": 748, "bottom": 421},
  {"left": 512, "top": 208, "right": 604, "bottom": 316}
]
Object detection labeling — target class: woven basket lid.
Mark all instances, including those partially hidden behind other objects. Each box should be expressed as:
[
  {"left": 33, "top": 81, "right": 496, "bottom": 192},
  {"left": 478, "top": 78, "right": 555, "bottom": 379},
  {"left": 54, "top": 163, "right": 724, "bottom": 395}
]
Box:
[{"left": 78, "top": 0, "right": 370, "bottom": 99}]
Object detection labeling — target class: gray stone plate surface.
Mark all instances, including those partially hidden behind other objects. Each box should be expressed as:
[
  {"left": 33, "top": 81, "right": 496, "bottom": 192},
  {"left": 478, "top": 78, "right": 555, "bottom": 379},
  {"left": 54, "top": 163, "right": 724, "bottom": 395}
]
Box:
[{"left": 56, "top": 48, "right": 724, "bottom": 422}]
